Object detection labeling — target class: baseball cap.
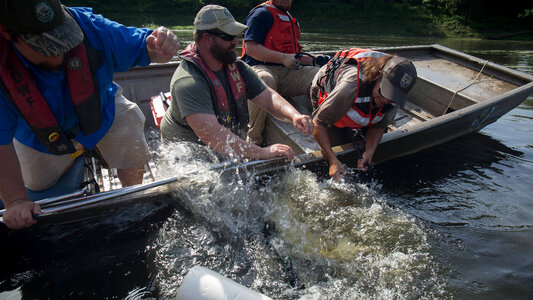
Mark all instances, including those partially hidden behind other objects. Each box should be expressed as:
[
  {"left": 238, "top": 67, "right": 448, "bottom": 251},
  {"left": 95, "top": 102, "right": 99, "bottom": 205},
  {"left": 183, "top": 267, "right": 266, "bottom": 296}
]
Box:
[
  {"left": 380, "top": 56, "right": 417, "bottom": 106},
  {"left": 0, "top": 0, "right": 84, "bottom": 57},
  {"left": 194, "top": 5, "right": 247, "bottom": 36}
]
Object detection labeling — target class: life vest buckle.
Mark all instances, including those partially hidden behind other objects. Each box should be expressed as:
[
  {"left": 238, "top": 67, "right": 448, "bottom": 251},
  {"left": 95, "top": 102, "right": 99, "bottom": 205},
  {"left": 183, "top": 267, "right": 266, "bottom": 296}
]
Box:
[{"left": 48, "top": 132, "right": 60, "bottom": 142}]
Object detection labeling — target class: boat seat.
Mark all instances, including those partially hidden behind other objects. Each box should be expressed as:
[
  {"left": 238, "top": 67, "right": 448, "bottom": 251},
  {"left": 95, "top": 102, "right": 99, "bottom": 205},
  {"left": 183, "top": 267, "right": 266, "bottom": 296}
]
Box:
[
  {"left": 389, "top": 101, "right": 436, "bottom": 131},
  {"left": 0, "top": 156, "right": 86, "bottom": 209}
]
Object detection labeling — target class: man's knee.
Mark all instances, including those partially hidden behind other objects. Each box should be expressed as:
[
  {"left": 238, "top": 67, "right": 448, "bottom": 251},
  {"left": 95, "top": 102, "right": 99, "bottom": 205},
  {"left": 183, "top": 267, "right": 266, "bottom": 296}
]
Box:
[
  {"left": 13, "top": 139, "right": 70, "bottom": 191},
  {"left": 260, "top": 74, "right": 277, "bottom": 90},
  {"left": 96, "top": 92, "right": 150, "bottom": 169},
  {"left": 253, "top": 67, "right": 278, "bottom": 90}
]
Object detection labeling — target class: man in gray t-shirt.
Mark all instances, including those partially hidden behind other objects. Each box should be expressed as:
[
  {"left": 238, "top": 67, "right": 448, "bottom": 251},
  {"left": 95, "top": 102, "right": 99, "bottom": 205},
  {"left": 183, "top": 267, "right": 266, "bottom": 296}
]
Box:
[
  {"left": 161, "top": 56, "right": 266, "bottom": 143},
  {"left": 160, "top": 5, "right": 312, "bottom": 161}
]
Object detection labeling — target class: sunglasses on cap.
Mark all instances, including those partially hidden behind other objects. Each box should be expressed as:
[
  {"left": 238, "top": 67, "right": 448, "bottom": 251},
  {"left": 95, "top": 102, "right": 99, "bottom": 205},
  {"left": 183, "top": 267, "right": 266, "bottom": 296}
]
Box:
[{"left": 206, "top": 31, "right": 236, "bottom": 41}]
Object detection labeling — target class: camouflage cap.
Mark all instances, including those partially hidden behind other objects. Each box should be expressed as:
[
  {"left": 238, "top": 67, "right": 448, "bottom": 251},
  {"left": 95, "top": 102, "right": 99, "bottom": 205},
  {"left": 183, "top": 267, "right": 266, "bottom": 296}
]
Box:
[{"left": 0, "top": 0, "right": 84, "bottom": 57}]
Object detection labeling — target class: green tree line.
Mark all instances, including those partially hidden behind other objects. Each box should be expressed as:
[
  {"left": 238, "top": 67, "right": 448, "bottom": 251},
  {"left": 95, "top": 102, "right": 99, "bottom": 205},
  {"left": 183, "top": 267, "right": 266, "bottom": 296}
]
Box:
[{"left": 62, "top": 0, "right": 532, "bottom": 38}]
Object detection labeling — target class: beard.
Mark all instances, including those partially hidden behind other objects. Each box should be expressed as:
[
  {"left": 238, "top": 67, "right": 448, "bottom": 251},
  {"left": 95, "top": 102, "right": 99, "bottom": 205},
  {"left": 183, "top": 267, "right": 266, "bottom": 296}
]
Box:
[{"left": 210, "top": 41, "right": 237, "bottom": 65}]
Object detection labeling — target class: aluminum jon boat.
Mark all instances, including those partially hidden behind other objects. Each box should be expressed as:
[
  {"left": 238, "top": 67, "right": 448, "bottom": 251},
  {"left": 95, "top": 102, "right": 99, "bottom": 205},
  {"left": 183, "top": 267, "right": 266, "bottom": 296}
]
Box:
[{"left": 2, "top": 44, "right": 532, "bottom": 227}]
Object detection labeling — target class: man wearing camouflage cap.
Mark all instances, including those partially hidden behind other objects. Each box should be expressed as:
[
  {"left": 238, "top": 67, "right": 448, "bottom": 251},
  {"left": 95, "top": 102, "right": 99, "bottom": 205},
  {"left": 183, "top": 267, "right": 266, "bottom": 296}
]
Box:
[
  {"left": 0, "top": 0, "right": 180, "bottom": 229},
  {"left": 160, "top": 5, "right": 312, "bottom": 161}
]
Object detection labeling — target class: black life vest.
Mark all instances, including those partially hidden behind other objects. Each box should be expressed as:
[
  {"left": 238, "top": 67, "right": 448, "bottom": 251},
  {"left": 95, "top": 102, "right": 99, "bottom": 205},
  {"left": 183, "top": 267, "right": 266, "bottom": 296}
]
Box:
[
  {"left": 0, "top": 37, "right": 102, "bottom": 154},
  {"left": 179, "top": 43, "right": 248, "bottom": 135}
]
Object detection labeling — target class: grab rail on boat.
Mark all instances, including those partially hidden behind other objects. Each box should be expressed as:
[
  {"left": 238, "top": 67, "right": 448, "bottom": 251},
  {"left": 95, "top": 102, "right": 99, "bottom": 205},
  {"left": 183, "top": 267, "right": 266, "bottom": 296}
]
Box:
[
  {"left": 0, "top": 158, "right": 291, "bottom": 220},
  {"left": 0, "top": 146, "right": 361, "bottom": 221}
]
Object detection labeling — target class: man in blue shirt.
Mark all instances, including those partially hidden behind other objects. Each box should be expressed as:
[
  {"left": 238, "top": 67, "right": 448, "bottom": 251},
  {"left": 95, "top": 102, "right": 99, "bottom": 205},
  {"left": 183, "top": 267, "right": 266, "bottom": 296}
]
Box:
[
  {"left": 0, "top": 0, "right": 180, "bottom": 229},
  {"left": 241, "top": 0, "right": 319, "bottom": 145}
]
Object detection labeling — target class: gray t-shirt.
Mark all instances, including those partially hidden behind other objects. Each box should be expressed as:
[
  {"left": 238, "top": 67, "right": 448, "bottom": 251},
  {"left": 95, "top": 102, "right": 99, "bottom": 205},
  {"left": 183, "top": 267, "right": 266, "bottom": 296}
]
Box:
[
  {"left": 311, "top": 63, "right": 398, "bottom": 129},
  {"left": 161, "top": 59, "right": 266, "bottom": 142}
]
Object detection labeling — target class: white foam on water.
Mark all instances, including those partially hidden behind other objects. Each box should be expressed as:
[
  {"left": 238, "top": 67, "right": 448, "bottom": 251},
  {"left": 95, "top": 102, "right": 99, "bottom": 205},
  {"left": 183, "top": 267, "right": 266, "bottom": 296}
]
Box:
[{"left": 150, "top": 142, "right": 448, "bottom": 299}]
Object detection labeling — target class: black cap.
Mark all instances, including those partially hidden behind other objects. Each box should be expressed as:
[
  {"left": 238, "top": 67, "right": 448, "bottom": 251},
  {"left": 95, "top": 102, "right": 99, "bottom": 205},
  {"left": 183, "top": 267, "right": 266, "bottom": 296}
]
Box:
[
  {"left": 0, "top": 0, "right": 84, "bottom": 57},
  {"left": 380, "top": 56, "right": 417, "bottom": 106}
]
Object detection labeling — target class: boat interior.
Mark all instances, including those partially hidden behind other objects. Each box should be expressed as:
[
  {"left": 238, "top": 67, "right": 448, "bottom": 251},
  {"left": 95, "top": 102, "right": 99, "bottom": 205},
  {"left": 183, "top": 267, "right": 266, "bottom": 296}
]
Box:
[{"left": 111, "top": 45, "right": 531, "bottom": 164}]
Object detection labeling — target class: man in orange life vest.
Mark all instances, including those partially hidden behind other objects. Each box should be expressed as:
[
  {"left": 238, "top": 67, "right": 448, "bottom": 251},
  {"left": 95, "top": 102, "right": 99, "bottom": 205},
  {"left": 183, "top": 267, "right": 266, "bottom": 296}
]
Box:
[
  {"left": 0, "top": 0, "right": 180, "bottom": 229},
  {"left": 311, "top": 48, "right": 417, "bottom": 181},
  {"left": 241, "top": 0, "right": 320, "bottom": 145},
  {"left": 160, "top": 5, "right": 312, "bottom": 160}
]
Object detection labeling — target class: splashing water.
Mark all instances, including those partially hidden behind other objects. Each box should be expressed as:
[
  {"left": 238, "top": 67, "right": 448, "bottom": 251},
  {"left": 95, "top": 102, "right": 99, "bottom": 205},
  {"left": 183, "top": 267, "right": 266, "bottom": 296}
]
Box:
[
  {"left": 151, "top": 142, "right": 448, "bottom": 299},
  {"left": 264, "top": 171, "right": 449, "bottom": 299}
]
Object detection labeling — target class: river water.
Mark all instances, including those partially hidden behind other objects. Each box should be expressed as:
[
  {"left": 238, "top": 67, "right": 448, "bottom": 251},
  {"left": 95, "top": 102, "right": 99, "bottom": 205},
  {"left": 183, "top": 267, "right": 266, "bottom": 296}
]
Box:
[{"left": 0, "top": 33, "right": 531, "bottom": 299}]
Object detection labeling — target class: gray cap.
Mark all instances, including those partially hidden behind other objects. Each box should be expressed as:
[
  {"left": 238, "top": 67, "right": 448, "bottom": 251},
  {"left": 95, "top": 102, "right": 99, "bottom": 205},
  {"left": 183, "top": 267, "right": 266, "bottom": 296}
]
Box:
[
  {"left": 380, "top": 56, "right": 417, "bottom": 106},
  {"left": 0, "top": 0, "right": 84, "bottom": 57},
  {"left": 194, "top": 5, "right": 247, "bottom": 36}
]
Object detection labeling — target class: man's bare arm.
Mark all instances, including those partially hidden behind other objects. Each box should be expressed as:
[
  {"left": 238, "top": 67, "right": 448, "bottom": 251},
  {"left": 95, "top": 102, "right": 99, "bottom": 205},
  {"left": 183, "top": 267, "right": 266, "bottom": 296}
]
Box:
[
  {"left": 253, "top": 87, "right": 312, "bottom": 135},
  {"left": 186, "top": 113, "right": 295, "bottom": 160},
  {"left": 0, "top": 143, "right": 40, "bottom": 229},
  {"left": 245, "top": 40, "right": 300, "bottom": 69}
]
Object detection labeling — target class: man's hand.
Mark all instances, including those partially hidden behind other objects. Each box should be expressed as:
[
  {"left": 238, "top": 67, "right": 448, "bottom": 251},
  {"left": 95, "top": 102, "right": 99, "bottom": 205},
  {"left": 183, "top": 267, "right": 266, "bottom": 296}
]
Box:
[
  {"left": 329, "top": 159, "right": 345, "bottom": 181},
  {"left": 281, "top": 53, "right": 300, "bottom": 70},
  {"left": 292, "top": 114, "right": 313, "bottom": 136},
  {"left": 357, "top": 126, "right": 383, "bottom": 172},
  {"left": 2, "top": 199, "right": 41, "bottom": 230},
  {"left": 357, "top": 151, "right": 372, "bottom": 172},
  {"left": 260, "top": 144, "right": 295, "bottom": 160},
  {"left": 146, "top": 27, "right": 180, "bottom": 63}
]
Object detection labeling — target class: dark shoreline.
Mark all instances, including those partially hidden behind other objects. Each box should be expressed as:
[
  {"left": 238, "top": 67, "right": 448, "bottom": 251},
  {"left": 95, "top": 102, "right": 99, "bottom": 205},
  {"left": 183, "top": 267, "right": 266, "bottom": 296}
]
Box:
[{"left": 61, "top": 1, "right": 533, "bottom": 41}]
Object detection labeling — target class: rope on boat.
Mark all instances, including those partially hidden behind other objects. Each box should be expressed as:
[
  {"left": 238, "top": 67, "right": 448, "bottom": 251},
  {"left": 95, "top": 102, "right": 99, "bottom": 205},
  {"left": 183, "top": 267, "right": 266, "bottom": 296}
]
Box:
[{"left": 443, "top": 60, "right": 490, "bottom": 115}]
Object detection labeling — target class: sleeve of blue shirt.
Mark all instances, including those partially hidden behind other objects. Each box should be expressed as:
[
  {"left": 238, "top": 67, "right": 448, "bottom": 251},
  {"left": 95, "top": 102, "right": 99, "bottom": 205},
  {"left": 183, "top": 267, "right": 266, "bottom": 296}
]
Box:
[
  {"left": 243, "top": 7, "right": 274, "bottom": 44},
  {"left": 69, "top": 7, "right": 152, "bottom": 72},
  {"left": 241, "top": 7, "right": 273, "bottom": 66}
]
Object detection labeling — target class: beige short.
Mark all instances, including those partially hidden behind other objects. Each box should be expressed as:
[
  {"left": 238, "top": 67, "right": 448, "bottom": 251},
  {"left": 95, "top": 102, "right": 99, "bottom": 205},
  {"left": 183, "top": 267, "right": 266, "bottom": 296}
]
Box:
[
  {"left": 251, "top": 65, "right": 319, "bottom": 97},
  {"left": 14, "top": 87, "right": 150, "bottom": 191},
  {"left": 247, "top": 65, "right": 319, "bottom": 144}
]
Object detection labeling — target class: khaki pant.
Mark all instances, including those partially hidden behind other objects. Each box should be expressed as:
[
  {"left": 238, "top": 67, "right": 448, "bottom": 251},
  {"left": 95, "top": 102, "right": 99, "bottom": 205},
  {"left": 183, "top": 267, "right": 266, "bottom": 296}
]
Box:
[
  {"left": 247, "top": 65, "right": 319, "bottom": 145},
  {"left": 15, "top": 87, "right": 150, "bottom": 191}
]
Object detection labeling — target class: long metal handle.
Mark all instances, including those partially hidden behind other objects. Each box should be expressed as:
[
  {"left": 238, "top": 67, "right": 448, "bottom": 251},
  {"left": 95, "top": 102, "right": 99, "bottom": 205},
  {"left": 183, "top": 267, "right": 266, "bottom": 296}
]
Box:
[
  {"left": 37, "top": 176, "right": 181, "bottom": 217},
  {"left": 25, "top": 160, "right": 239, "bottom": 216},
  {"left": 0, "top": 190, "right": 86, "bottom": 217},
  {"left": 0, "top": 155, "right": 312, "bottom": 221}
]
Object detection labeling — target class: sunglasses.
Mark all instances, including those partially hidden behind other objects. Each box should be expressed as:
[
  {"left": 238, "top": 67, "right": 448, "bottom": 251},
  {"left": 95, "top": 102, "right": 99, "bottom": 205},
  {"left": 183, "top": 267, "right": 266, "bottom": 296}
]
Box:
[{"left": 206, "top": 31, "right": 236, "bottom": 41}]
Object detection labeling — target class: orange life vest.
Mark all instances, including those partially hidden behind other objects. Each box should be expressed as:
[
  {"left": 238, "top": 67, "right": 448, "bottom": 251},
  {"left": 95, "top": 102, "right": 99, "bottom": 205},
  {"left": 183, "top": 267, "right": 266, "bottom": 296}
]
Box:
[
  {"left": 0, "top": 37, "right": 101, "bottom": 154},
  {"left": 179, "top": 43, "right": 248, "bottom": 134},
  {"left": 242, "top": 1, "right": 302, "bottom": 57},
  {"left": 317, "top": 48, "right": 394, "bottom": 129}
]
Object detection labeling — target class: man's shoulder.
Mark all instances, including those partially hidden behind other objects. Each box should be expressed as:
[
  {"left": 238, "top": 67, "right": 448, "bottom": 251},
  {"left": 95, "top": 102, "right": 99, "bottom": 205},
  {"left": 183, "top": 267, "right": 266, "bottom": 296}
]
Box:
[
  {"left": 250, "top": 4, "right": 271, "bottom": 15},
  {"left": 68, "top": 7, "right": 98, "bottom": 26},
  {"left": 235, "top": 60, "right": 257, "bottom": 79},
  {"left": 246, "top": 5, "right": 274, "bottom": 25},
  {"left": 68, "top": 7, "right": 119, "bottom": 41},
  {"left": 175, "top": 60, "right": 201, "bottom": 76},
  {"left": 338, "top": 63, "right": 360, "bottom": 80},
  {"left": 235, "top": 59, "right": 249, "bottom": 70},
  {"left": 171, "top": 62, "right": 208, "bottom": 90}
]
